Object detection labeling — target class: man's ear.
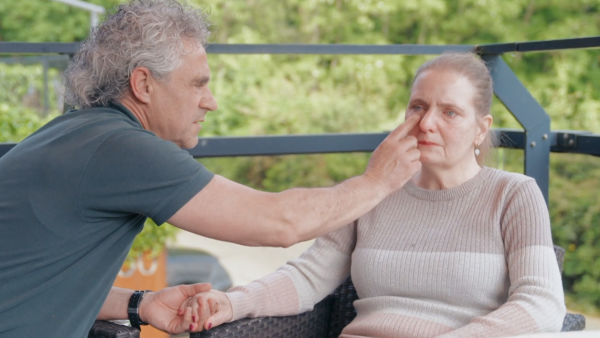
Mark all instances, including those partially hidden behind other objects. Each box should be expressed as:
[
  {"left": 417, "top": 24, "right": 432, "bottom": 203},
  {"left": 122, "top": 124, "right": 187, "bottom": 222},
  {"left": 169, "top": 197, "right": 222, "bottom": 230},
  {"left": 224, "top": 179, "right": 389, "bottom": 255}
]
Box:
[
  {"left": 129, "top": 67, "right": 154, "bottom": 104},
  {"left": 476, "top": 114, "right": 493, "bottom": 145}
]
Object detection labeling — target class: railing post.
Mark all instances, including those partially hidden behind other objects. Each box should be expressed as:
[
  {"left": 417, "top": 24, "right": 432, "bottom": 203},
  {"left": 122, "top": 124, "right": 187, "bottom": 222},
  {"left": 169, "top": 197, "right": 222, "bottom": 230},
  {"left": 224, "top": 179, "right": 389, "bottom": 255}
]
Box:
[{"left": 482, "top": 55, "right": 551, "bottom": 205}]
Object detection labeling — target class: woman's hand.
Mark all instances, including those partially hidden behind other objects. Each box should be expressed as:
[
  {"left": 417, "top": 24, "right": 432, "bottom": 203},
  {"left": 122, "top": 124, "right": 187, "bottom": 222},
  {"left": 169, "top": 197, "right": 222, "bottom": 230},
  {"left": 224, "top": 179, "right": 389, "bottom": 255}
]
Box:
[{"left": 178, "top": 289, "right": 233, "bottom": 332}]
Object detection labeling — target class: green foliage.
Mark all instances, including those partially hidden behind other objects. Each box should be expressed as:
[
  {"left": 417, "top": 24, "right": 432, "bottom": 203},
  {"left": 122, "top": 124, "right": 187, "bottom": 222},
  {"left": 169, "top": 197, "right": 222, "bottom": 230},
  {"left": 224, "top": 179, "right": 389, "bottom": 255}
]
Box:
[
  {"left": 0, "top": 63, "right": 60, "bottom": 142},
  {"left": 126, "top": 219, "right": 179, "bottom": 266},
  {"left": 0, "top": 103, "right": 47, "bottom": 142},
  {"left": 549, "top": 153, "right": 600, "bottom": 312},
  {"left": 2, "top": 0, "right": 600, "bottom": 310},
  {"left": 0, "top": 0, "right": 121, "bottom": 42}
]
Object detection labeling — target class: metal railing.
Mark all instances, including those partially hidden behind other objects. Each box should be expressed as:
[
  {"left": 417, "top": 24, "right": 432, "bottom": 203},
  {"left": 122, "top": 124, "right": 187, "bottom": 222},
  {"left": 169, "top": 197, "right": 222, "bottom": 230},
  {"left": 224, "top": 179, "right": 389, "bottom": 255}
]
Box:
[{"left": 2, "top": 37, "right": 600, "bottom": 204}]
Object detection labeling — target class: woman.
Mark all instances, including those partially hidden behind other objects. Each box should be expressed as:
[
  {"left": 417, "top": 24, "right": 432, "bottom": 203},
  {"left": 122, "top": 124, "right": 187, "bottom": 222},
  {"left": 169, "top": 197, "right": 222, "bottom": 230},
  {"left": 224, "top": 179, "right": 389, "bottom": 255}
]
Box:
[{"left": 186, "top": 52, "right": 566, "bottom": 337}]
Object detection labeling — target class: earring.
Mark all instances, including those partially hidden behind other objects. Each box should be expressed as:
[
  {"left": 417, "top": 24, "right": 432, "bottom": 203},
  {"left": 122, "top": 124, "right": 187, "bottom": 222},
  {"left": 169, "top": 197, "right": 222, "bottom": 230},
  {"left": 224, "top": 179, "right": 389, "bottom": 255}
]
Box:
[{"left": 474, "top": 143, "right": 480, "bottom": 157}]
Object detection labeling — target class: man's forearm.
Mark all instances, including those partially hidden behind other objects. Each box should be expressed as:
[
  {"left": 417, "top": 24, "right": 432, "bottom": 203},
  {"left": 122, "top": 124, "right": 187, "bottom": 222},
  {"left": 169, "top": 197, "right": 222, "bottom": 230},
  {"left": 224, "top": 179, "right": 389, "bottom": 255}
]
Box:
[
  {"left": 273, "top": 174, "right": 388, "bottom": 244},
  {"left": 97, "top": 287, "right": 133, "bottom": 320}
]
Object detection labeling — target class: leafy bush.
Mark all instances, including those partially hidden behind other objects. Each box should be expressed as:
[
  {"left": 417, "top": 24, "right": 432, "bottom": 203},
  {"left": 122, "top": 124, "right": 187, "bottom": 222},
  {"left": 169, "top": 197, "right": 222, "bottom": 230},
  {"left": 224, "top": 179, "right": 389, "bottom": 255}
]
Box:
[
  {"left": 126, "top": 219, "right": 179, "bottom": 266},
  {"left": 0, "top": 63, "right": 61, "bottom": 142},
  {"left": 0, "top": 103, "right": 50, "bottom": 142},
  {"left": 549, "top": 153, "right": 600, "bottom": 312}
]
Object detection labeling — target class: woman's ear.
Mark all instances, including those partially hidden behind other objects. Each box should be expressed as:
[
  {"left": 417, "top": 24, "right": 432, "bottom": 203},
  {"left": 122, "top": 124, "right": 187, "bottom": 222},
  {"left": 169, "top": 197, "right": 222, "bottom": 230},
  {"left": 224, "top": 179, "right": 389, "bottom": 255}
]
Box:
[
  {"left": 476, "top": 114, "right": 493, "bottom": 145},
  {"left": 129, "top": 67, "right": 154, "bottom": 104}
]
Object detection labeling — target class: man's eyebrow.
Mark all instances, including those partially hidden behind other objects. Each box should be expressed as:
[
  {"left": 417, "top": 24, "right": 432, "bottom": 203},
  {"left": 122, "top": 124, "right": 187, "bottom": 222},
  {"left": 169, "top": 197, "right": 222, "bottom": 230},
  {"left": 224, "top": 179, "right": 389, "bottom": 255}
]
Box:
[{"left": 193, "top": 76, "right": 210, "bottom": 85}]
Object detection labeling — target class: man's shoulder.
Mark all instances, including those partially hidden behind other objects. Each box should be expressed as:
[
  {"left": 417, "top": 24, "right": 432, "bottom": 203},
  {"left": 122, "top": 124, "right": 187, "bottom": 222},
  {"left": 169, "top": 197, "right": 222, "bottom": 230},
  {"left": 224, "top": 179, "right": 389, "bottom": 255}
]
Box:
[
  {"left": 2, "top": 105, "right": 165, "bottom": 177},
  {"left": 33, "top": 105, "right": 159, "bottom": 152}
]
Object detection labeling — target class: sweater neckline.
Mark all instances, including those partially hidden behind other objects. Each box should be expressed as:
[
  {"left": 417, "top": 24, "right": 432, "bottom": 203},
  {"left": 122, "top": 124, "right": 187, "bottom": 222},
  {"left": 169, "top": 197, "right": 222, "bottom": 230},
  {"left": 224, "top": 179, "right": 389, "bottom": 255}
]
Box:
[{"left": 403, "top": 166, "right": 492, "bottom": 201}]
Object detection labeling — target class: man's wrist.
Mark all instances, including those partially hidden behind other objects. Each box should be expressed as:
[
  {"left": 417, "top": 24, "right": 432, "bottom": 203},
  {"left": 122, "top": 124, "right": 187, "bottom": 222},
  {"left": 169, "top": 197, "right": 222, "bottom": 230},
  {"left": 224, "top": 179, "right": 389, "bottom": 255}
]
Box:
[
  {"left": 137, "top": 290, "right": 153, "bottom": 325},
  {"left": 128, "top": 290, "right": 152, "bottom": 330},
  {"left": 358, "top": 173, "right": 390, "bottom": 199}
]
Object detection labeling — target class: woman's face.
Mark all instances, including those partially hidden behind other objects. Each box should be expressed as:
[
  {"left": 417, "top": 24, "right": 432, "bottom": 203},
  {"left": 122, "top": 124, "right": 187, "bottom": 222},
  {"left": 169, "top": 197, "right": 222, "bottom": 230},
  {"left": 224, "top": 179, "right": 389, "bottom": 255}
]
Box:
[{"left": 405, "top": 69, "right": 491, "bottom": 169}]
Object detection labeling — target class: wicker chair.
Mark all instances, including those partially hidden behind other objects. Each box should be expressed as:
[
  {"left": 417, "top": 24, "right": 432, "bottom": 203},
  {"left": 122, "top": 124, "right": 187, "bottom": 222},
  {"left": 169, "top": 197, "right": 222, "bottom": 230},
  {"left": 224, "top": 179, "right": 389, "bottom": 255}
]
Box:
[
  {"left": 89, "top": 246, "right": 586, "bottom": 338},
  {"left": 88, "top": 320, "right": 139, "bottom": 338}
]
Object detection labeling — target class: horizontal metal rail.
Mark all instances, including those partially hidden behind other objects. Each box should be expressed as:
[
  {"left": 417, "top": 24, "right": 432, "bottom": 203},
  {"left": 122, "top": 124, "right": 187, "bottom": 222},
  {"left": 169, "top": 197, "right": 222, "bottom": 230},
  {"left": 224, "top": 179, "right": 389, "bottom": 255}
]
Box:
[
  {"left": 2, "top": 36, "right": 599, "bottom": 56},
  {"left": 477, "top": 36, "right": 600, "bottom": 54},
  {"left": 2, "top": 130, "right": 598, "bottom": 159},
  {"left": 0, "top": 42, "right": 473, "bottom": 55},
  {"left": 188, "top": 133, "right": 386, "bottom": 157},
  {"left": 0, "top": 42, "right": 80, "bottom": 54},
  {"left": 496, "top": 129, "right": 600, "bottom": 156},
  {"left": 204, "top": 44, "right": 473, "bottom": 55},
  {"left": 0, "top": 55, "right": 69, "bottom": 65}
]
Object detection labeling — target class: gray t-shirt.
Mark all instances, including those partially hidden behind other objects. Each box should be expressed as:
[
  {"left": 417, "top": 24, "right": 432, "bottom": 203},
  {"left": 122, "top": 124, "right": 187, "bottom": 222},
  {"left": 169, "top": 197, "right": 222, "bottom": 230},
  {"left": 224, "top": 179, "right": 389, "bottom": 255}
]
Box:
[{"left": 0, "top": 102, "right": 214, "bottom": 337}]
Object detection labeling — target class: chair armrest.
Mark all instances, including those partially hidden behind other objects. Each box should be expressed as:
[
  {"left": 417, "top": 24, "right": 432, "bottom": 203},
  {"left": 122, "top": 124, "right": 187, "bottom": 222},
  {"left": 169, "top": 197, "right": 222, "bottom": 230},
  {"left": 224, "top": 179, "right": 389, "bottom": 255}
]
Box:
[
  {"left": 553, "top": 245, "right": 565, "bottom": 273},
  {"left": 327, "top": 277, "right": 358, "bottom": 338},
  {"left": 88, "top": 320, "right": 140, "bottom": 338},
  {"left": 562, "top": 313, "right": 586, "bottom": 332},
  {"left": 192, "top": 296, "right": 332, "bottom": 338}
]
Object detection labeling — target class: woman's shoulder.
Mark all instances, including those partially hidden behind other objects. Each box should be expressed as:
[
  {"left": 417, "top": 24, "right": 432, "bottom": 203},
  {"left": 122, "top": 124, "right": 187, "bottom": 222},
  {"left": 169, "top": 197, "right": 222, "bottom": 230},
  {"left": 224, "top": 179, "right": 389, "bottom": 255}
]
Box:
[
  {"left": 484, "top": 167, "right": 533, "bottom": 182},
  {"left": 482, "top": 167, "right": 540, "bottom": 197}
]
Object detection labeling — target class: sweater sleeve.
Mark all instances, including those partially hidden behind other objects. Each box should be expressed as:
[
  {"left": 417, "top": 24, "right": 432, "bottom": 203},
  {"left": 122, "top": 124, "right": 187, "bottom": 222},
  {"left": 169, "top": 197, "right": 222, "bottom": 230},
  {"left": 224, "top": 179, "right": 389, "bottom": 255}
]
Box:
[
  {"left": 437, "top": 179, "right": 566, "bottom": 338},
  {"left": 225, "top": 220, "right": 357, "bottom": 321}
]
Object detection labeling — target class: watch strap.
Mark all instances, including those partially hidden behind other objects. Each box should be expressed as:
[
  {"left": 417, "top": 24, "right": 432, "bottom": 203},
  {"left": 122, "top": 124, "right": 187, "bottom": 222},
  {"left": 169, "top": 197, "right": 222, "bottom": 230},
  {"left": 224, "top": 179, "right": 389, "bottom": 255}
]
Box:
[{"left": 128, "top": 290, "right": 151, "bottom": 330}]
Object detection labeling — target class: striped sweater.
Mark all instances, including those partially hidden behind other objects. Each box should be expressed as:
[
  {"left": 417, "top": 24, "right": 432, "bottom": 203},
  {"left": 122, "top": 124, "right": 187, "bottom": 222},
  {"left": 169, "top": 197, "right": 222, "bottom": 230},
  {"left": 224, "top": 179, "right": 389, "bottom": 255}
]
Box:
[{"left": 226, "top": 167, "right": 566, "bottom": 338}]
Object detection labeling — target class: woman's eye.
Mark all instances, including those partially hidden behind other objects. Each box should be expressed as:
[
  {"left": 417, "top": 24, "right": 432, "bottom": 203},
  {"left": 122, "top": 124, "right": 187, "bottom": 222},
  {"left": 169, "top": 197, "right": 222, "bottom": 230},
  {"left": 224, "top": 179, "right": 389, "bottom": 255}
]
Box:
[{"left": 446, "top": 110, "right": 456, "bottom": 117}]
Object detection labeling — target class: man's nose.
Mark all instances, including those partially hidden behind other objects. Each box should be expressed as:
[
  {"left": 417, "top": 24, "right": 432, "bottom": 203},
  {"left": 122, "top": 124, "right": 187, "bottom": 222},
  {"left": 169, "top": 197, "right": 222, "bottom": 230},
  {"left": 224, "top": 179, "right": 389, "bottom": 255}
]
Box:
[{"left": 201, "top": 87, "right": 218, "bottom": 112}]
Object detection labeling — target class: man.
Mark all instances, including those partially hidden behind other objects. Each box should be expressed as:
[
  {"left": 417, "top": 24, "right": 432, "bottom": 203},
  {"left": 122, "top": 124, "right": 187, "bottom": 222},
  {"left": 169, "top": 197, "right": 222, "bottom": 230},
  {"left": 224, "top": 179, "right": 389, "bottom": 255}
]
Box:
[{"left": 0, "top": 0, "right": 420, "bottom": 336}]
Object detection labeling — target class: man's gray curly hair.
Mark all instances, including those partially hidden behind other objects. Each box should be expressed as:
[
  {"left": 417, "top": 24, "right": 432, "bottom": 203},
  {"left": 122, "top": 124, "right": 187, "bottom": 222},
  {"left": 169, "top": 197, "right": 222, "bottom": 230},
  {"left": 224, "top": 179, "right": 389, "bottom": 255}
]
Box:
[{"left": 64, "top": 0, "right": 211, "bottom": 109}]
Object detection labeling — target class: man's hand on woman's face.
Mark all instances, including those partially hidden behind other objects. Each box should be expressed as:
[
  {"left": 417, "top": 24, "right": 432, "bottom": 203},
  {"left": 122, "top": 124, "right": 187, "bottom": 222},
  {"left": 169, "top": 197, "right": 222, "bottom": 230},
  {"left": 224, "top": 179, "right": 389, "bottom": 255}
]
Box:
[
  {"left": 178, "top": 289, "right": 233, "bottom": 332},
  {"left": 364, "top": 114, "right": 422, "bottom": 194}
]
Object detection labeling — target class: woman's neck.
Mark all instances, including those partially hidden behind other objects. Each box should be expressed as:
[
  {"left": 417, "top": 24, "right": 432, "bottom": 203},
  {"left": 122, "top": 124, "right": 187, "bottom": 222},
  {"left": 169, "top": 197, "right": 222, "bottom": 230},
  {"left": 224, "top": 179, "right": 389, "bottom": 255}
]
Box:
[{"left": 412, "top": 159, "right": 482, "bottom": 190}]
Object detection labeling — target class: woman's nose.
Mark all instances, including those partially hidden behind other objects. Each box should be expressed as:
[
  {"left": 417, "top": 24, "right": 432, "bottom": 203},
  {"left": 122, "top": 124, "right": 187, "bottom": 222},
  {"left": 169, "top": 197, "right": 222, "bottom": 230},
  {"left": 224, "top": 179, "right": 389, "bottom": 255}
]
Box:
[{"left": 419, "top": 109, "right": 437, "bottom": 132}]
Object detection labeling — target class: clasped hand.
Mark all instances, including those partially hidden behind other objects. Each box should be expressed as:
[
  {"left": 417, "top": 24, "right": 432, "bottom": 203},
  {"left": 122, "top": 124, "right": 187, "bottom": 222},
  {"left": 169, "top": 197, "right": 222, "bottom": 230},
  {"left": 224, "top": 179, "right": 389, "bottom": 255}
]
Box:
[
  {"left": 176, "top": 289, "right": 232, "bottom": 332},
  {"left": 136, "top": 283, "right": 217, "bottom": 334}
]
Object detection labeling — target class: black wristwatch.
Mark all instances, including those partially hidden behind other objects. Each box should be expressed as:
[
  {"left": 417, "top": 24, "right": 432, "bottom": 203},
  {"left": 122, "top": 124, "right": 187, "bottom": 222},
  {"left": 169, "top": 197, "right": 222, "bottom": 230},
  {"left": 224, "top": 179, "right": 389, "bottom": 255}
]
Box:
[{"left": 128, "top": 290, "right": 152, "bottom": 330}]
